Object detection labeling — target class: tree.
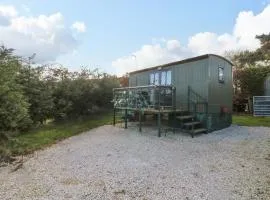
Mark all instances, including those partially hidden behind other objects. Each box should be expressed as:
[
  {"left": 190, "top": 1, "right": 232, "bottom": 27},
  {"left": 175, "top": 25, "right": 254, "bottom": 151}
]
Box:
[
  {"left": 119, "top": 73, "right": 129, "bottom": 87},
  {"left": 230, "top": 33, "right": 270, "bottom": 68},
  {"left": 0, "top": 45, "right": 120, "bottom": 135},
  {"left": 229, "top": 33, "right": 270, "bottom": 112},
  {"left": 17, "top": 65, "right": 54, "bottom": 125},
  {"left": 0, "top": 46, "right": 31, "bottom": 136}
]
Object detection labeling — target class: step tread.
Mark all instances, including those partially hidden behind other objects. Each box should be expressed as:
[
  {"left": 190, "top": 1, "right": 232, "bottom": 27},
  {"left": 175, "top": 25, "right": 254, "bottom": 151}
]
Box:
[
  {"left": 184, "top": 121, "right": 201, "bottom": 126},
  {"left": 193, "top": 128, "right": 208, "bottom": 134},
  {"left": 176, "top": 115, "right": 194, "bottom": 120}
]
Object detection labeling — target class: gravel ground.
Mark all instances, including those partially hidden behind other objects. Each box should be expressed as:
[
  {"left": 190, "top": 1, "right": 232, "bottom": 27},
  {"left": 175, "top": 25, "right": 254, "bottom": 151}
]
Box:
[{"left": 0, "top": 124, "right": 269, "bottom": 200}]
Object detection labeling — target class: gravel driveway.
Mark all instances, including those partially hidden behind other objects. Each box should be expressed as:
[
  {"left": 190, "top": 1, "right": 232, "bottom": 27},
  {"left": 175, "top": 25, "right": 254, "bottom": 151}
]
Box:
[{"left": 0, "top": 125, "right": 269, "bottom": 200}]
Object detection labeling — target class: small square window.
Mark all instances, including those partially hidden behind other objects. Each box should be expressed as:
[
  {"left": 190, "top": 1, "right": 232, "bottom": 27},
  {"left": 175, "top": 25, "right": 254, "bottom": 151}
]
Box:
[{"left": 218, "top": 67, "right": 224, "bottom": 83}]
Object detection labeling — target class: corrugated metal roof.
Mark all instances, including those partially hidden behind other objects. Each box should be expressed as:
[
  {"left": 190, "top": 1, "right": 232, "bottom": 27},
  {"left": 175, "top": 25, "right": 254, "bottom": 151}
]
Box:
[{"left": 129, "top": 54, "right": 233, "bottom": 75}]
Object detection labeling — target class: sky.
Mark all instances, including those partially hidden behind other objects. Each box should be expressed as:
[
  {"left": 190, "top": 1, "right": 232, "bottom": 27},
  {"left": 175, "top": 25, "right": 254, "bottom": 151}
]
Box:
[{"left": 0, "top": 0, "right": 270, "bottom": 76}]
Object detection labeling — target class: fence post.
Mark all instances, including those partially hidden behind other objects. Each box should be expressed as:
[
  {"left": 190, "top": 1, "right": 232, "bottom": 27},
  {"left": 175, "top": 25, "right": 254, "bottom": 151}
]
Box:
[
  {"left": 158, "top": 86, "right": 161, "bottom": 137},
  {"left": 188, "top": 86, "right": 190, "bottom": 112},
  {"left": 113, "top": 108, "right": 116, "bottom": 126},
  {"left": 124, "top": 89, "right": 128, "bottom": 129},
  {"left": 139, "top": 106, "right": 142, "bottom": 132},
  {"left": 205, "top": 102, "right": 208, "bottom": 133},
  {"left": 173, "top": 87, "right": 176, "bottom": 132}
]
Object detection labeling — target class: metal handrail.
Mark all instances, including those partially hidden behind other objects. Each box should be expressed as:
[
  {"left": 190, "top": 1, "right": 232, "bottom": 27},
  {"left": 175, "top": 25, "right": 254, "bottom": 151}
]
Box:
[
  {"left": 113, "top": 85, "right": 174, "bottom": 91},
  {"left": 188, "top": 86, "right": 209, "bottom": 128}
]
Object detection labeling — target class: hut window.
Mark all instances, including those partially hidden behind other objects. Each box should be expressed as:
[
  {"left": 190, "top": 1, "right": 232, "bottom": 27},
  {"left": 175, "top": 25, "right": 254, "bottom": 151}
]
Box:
[
  {"left": 150, "top": 73, "right": 154, "bottom": 85},
  {"left": 161, "top": 71, "right": 166, "bottom": 85},
  {"left": 154, "top": 72, "right": 159, "bottom": 85},
  {"left": 150, "top": 70, "right": 171, "bottom": 85},
  {"left": 218, "top": 67, "right": 224, "bottom": 83},
  {"left": 166, "top": 70, "right": 171, "bottom": 85}
]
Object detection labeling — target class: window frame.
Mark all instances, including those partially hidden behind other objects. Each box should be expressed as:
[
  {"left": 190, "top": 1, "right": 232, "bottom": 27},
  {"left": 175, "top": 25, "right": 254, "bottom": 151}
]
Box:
[
  {"left": 150, "top": 73, "right": 155, "bottom": 85},
  {"left": 166, "top": 70, "right": 172, "bottom": 85},
  {"left": 161, "top": 71, "right": 167, "bottom": 85},
  {"left": 149, "top": 70, "right": 172, "bottom": 86},
  {"left": 218, "top": 66, "right": 225, "bottom": 83},
  {"left": 154, "top": 72, "right": 159, "bottom": 85}
]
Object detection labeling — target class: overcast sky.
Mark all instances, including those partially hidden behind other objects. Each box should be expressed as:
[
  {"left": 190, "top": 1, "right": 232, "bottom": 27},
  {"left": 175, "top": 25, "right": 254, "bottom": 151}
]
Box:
[{"left": 0, "top": 0, "right": 270, "bottom": 76}]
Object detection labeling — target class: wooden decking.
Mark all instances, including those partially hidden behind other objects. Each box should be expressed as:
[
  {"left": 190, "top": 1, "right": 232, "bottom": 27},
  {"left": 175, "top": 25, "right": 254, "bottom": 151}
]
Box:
[{"left": 115, "top": 107, "right": 183, "bottom": 114}]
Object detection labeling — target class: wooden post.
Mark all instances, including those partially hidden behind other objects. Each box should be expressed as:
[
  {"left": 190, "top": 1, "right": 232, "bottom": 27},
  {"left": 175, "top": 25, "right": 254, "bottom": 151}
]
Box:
[
  {"left": 113, "top": 108, "right": 116, "bottom": 126},
  {"left": 205, "top": 102, "right": 209, "bottom": 134},
  {"left": 139, "top": 108, "right": 142, "bottom": 132},
  {"left": 158, "top": 86, "right": 161, "bottom": 137},
  {"left": 188, "top": 86, "right": 190, "bottom": 112},
  {"left": 124, "top": 108, "right": 128, "bottom": 129},
  {"left": 113, "top": 89, "right": 116, "bottom": 126},
  {"left": 124, "top": 89, "right": 128, "bottom": 129},
  {"left": 158, "top": 111, "right": 161, "bottom": 137},
  {"left": 173, "top": 87, "right": 176, "bottom": 133}
]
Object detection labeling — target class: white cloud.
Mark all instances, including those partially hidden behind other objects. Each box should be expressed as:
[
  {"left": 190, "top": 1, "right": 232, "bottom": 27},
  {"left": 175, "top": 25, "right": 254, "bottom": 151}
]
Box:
[
  {"left": 0, "top": 5, "right": 79, "bottom": 62},
  {"left": 112, "top": 40, "right": 192, "bottom": 75},
  {"left": 112, "top": 4, "right": 270, "bottom": 76},
  {"left": 0, "top": 5, "right": 17, "bottom": 17},
  {"left": 71, "top": 21, "right": 86, "bottom": 33},
  {"left": 0, "top": 5, "right": 17, "bottom": 25}
]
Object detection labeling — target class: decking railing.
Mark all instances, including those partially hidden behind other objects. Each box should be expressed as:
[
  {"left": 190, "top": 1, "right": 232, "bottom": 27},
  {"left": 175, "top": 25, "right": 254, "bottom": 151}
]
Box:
[
  {"left": 113, "top": 85, "right": 176, "bottom": 136},
  {"left": 113, "top": 85, "right": 176, "bottom": 110}
]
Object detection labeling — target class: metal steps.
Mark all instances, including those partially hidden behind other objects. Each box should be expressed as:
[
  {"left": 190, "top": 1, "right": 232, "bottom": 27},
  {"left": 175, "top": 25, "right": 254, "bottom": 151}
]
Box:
[
  {"left": 176, "top": 115, "right": 194, "bottom": 120},
  {"left": 183, "top": 121, "right": 200, "bottom": 126},
  {"left": 176, "top": 113, "right": 207, "bottom": 138},
  {"left": 193, "top": 128, "right": 208, "bottom": 134}
]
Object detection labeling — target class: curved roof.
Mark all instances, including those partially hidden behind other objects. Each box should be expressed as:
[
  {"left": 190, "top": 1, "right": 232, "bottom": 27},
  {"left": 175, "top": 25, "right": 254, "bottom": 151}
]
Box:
[{"left": 129, "top": 54, "right": 233, "bottom": 75}]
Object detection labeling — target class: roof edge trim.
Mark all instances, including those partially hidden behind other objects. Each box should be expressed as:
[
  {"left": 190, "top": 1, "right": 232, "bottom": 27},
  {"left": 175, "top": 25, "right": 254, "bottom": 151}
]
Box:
[{"left": 128, "top": 54, "right": 233, "bottom": 75}]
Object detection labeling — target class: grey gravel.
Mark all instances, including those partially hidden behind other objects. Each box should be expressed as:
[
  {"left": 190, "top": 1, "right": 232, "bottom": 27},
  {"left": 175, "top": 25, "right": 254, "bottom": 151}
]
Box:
[{"left": 0, "top": 124, "right": 269, "bottom": 200}]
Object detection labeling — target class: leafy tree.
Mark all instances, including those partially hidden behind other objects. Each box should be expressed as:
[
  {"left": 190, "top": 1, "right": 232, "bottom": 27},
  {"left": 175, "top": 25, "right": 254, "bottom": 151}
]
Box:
[
  {"left": 51, "top": 68, "right": 119, "bottom": 120},
  {"left": 0, "top": 46, "right": 31, "bottom": 136},
  {"left": 17, "top": 65, "right": 54, "bottom": 125},
  {"left": 0, "top": 45, "right": 120, "bottom": 138},
  {"left": 119, "top": 73, "right": 129, "bottom": 87},
  {"left": 229, "top": 33, "right": 270, "bottom": 112},
  {"left": 229, "top": 33, "right": 270, "bottom": 68}
]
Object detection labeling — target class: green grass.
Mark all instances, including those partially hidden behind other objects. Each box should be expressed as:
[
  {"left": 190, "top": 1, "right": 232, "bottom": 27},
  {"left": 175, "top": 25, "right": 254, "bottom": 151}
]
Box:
[
  {"left": 3, "top": 112, "right": 113, "bottom": 157},
  {"left": 233, "top": 115, "right": 270, "bottom": 127}
]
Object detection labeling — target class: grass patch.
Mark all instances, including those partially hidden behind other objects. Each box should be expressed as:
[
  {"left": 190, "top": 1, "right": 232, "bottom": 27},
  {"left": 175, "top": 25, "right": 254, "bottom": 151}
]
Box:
[
  {"left": 2, "top": 112, "right": 113, "bottom": 157},
  {"left": 233, "top": 115, "right": 270, "bottom": 127}
]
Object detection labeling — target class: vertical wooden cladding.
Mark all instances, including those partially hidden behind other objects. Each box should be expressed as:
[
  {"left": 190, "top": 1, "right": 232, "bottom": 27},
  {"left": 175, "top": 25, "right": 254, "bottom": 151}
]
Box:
[
  {"left": 172, "top": 58, "right": 209, "bottom": 108},
  {"left": 208, "top": 55, "right": 233, "bottom": 113},
  {"left": 129, "top": 71, "right": 149, "bottom": 87}
]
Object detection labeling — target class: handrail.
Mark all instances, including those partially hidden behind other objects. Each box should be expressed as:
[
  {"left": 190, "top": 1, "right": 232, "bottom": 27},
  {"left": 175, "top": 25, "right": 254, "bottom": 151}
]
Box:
[
  {"left": 113, "top": 85, "right": 174, "bottom": 91},
  {"left": 188, "top": 86, "right": 207, "bottom": 103},
  {"left": 188, "top": 86, "right": 208, "bottom": 129}
]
